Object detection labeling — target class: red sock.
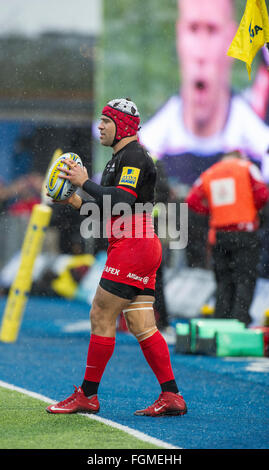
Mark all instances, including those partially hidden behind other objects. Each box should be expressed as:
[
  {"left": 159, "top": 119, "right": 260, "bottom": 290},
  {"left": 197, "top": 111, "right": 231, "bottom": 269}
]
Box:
[
  {"left": 84, "top": 334, "right": 115, "bottom": 383},
  {"left": 139, "top": 330, "right": 175, "bottom": 385}
]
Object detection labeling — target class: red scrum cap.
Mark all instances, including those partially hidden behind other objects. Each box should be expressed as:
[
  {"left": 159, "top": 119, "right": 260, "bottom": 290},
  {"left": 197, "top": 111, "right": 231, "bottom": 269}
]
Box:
[{"left": 102, "top": 98, "right": 140, "bottom": 146}]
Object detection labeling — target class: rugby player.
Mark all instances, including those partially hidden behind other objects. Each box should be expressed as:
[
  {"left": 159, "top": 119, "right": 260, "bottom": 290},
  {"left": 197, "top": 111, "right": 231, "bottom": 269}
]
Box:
[{"left": 46, "top": 98, "right": 187, "bottom": 417}]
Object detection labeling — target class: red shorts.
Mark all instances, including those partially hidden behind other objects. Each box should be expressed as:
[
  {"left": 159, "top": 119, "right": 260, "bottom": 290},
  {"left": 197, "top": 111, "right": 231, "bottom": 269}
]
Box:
[{"left": 101, "top": 233, "right": 162, "bottom": 292}]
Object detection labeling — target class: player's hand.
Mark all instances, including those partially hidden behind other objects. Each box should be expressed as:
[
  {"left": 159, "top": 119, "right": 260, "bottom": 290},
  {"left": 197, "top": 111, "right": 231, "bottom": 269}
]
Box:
[
  {"left": 59, "top": 158, "right": 89, "bottom": 188},
  {"left": 46, "top": 188, "right": 83, "bottom": 210},
  {"left": 63, "top": 192, "right": 83, "bottom": 210}
]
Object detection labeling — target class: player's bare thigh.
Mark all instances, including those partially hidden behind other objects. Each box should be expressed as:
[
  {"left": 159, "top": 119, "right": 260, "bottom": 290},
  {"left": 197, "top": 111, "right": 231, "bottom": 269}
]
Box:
[
  {"left": 90, "top": 285, "right": 131, "bottom": 337},
  {"left": 90, "top": 288, "right": 157, "bottom": 341}
]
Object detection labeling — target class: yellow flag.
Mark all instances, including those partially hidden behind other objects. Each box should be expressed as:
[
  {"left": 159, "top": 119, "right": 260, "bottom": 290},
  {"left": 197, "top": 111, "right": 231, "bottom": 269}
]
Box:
[{"left": 227, "top": 0, "right": 269, "bottom": 79}]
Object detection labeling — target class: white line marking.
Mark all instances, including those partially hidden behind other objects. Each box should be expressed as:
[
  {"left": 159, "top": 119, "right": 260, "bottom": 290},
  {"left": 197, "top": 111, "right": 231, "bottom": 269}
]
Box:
[
  {"left": 62, "top": 320, "right": 90, "bottom": 333},
  {"left": 0, "top": 380, "right": 181, "bottom": 449}
]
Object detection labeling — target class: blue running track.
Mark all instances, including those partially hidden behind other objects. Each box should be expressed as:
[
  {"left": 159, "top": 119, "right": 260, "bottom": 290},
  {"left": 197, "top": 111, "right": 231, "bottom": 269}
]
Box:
[{"left": 0, "top": 296, "right": 269, "bottom": 449}]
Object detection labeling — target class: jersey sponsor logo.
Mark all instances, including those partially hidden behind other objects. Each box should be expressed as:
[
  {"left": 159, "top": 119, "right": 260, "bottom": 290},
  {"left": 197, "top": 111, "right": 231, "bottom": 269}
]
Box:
[
  {"left": 119, "top": 166, "right": 140, "bottom": 188},
  {"left": 104, "top": 265, "right": 120, "bottom": 275},
  {"left": 127, "top": 273, "right": 149, "bottom": 284},
  {"left": 106, "top": 162, "right": 115, "bottom": 173}
]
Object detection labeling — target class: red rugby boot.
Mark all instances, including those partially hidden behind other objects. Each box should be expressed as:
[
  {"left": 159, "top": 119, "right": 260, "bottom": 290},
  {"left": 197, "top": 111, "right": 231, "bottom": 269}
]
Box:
[
  {"left": 46, "top": 386, "right": 99, "bottom": 414},
  {"left": 134, "top": 391, "right": 187, "bottom": 417}
]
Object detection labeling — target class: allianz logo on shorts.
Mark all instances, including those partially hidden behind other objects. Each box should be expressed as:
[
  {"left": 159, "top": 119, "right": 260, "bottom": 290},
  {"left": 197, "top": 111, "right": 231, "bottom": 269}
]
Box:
[
  {"left": 127, "top": 273, "right": 149, "bottom": 284},
  {"left": 104, "top": 265, "right": 120, "bottom": 275}
]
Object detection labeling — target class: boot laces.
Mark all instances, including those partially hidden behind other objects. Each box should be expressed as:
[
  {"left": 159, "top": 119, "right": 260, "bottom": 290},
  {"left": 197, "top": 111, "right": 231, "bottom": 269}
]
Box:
[
  {"left": 57, "top": 386, "right": 80, "bottom": 407},
  {"left": 148, "top": 393, "right": 166, "bottom": 411}
]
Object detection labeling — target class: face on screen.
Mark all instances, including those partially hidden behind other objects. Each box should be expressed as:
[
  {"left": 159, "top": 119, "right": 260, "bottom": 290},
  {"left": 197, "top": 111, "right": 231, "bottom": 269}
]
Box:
[{"left": 177, "top": 0, "right": 236, "bottom": 123}]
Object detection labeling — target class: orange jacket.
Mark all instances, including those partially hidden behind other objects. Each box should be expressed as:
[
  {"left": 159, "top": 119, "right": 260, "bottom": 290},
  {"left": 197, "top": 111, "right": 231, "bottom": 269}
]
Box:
[{"left": 202, "top": 159, "right": 257, "bottom": 228}]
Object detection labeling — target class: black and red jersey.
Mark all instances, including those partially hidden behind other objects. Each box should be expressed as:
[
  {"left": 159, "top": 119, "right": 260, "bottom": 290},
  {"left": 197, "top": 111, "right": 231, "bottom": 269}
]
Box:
[{"left": 100, "top": 140, "right": 156, "bottom": 206}]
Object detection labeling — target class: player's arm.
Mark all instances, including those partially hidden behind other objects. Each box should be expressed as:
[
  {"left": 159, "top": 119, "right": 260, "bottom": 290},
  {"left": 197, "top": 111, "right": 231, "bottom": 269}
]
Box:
[
  {"left": 82, "top": 148, "right": 145, "bottom": 208},
  {"left": 59, "top": 157, "right": 136, "bottom": 209},
  {"left": 82, "top": 180, "right": 136, "bottom": 207}
]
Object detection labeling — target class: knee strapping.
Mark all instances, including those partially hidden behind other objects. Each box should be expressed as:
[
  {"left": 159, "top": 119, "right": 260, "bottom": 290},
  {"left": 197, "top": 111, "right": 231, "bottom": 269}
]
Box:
[
  {"left": 122, "top": 301, "right": 156, "bottom": 340},
  {"left": 135, "top": 327, "right": 158, "bottom": 340},
  {"left": 122, "top": 301, "right": 154, "bottom": 314}
]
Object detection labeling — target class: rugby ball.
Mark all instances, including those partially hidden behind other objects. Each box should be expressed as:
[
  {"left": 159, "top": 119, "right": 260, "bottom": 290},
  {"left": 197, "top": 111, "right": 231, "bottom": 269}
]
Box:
[{"left": 47, "top": 152, "right": 83, "bottom": 201}]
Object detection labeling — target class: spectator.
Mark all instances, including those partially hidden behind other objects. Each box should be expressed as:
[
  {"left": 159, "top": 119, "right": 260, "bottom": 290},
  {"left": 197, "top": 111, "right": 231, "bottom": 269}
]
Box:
[
  {"left": 7, "top": 173, "right": 42, "bottom": 216},
  {"left": 185, "top": 151, "right": 269, "bottom": 326},
  {"left": 0, "top": 174, "right": 42, "bottom": 216}
]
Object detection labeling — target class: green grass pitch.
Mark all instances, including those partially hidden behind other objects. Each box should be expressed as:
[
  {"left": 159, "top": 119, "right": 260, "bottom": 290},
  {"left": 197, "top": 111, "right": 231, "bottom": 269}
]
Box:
[{"left": 0, "top": 386, "right": 163, "bottom": 449}]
